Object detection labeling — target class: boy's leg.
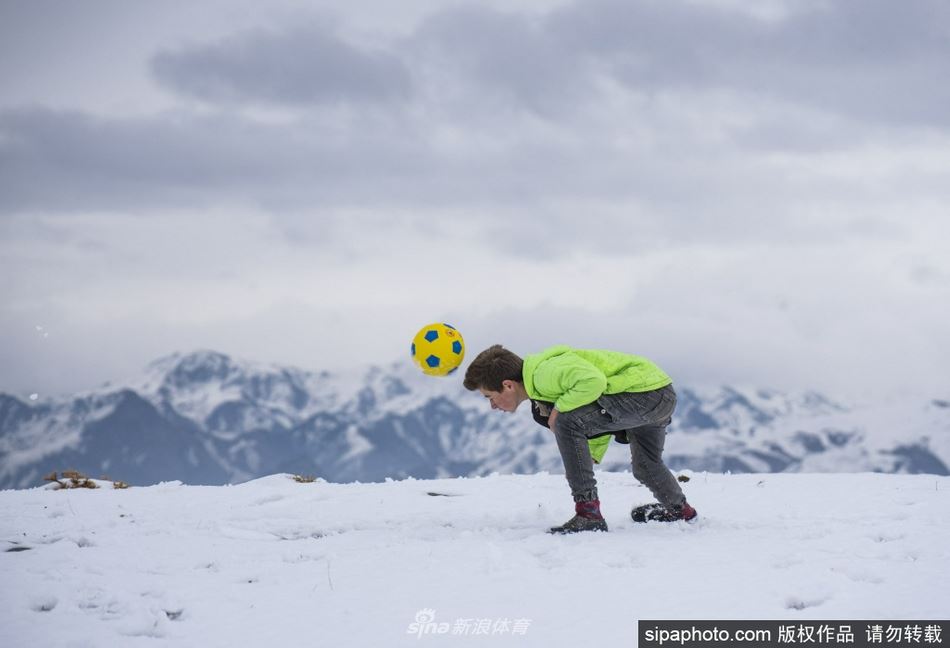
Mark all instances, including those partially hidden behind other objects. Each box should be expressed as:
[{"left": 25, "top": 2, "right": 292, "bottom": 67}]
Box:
[
  {"left": 552, "top": 385, "right": 681, "bottom": 504},
  {"left": 552, "top": 403, "right": 612, "bottom": 502},
  {"left": 629, "top": 424, "right": 686, "bottom": 508}
]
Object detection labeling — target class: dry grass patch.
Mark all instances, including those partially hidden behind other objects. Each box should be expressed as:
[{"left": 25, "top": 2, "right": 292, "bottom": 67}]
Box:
[{"left": 43, "top": 470, "right": 129, "bottom": 490}]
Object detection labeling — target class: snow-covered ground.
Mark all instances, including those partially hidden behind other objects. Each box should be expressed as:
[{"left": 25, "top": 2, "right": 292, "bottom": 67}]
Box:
[{"left": 2, "top": 471, "right": 947, "bottom": 647}]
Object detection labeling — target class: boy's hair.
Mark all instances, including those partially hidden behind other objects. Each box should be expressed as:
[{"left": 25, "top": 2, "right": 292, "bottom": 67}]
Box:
[{"left": 463, "top": 344, "right": 524, "bottom": 392}]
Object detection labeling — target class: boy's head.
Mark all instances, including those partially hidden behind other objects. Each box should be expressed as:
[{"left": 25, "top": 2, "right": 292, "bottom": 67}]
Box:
[{"left": 463, "top": 344, "right": 527, "bottom": 413}]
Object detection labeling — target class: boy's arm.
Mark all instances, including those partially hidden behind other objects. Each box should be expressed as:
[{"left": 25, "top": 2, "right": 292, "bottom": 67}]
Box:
[{"left": 531, "top": 400, "right": 553, "bottom": 428}]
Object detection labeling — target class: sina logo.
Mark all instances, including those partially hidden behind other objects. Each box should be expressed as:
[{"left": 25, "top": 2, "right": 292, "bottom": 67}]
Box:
[{"left": 407, "top": 609, "right": 450, "bottom": 638}]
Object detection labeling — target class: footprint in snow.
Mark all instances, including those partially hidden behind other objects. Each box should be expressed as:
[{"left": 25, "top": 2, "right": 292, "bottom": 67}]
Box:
[
  {"left": 30, "top": 596, "right": 58, "bottom": 612},
  {"left": 785, "top": 596, "right": 827, "bottom": 611},
  {"left": 77, "top": 588, "right": 129, "bottom": 620},
  {"left": 772, "top": 557, "right": 804, "bottom": 569},
  {"left": 831, "top": 566, "right": 885, "bottom": 585},
  {"left": 273, "top": 529, "right": 326, "bottom": 541},
  {"left": 252, "top": 494, "right": 286, "bottom": 506},
  {"left": 5, "top": 542, "right": 32, "bottom": 552},
  {"left": 118, "top": 611, "right": 169, "bottom": 639},
  {"left": 282, "top": 552, "right": 324, "bottom": 564}
]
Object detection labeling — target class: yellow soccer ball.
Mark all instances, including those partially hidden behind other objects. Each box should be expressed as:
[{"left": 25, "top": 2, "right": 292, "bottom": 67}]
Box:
[{"left": 410, "top": 323, "right": 465, "bottom": 377}]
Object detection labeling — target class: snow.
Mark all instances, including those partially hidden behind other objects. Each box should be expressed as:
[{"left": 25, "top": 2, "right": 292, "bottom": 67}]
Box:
[{"left": 2, "top": 471, "right": 947, "bottom": 647}]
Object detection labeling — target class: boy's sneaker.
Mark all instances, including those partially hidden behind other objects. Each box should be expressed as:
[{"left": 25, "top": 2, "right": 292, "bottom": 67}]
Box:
[
  {"left": 548, "top": 499, "right": 608, "bottom": 534},
  {"left": 548, "top": 514, "right": 608, "bottom": 535},
  {"left": 631, "top": 502, "right": 698, "bottom": 523}
]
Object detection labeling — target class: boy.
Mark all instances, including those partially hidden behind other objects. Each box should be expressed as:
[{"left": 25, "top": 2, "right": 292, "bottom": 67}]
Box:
[{"left": 463, "top": 344, "right": 697, "bottom": 534}]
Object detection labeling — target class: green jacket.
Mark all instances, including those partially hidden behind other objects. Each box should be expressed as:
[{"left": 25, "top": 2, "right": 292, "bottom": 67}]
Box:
[
  {"left": 523, "top": 345, "right": 672, "bottom": 463},
  {"left": 523, "top": 345, "right": 672, "bottom": 413}
]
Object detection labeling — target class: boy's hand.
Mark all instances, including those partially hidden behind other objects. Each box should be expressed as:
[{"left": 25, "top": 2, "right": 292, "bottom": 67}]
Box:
[{"left": 548, "top": 407, "right": 559, "bottom": 430}]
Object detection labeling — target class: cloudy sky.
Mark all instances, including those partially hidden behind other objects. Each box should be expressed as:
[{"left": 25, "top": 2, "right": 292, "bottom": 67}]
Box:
[{"left": 1, "top": 0, "right": 949, "bottom": 402}]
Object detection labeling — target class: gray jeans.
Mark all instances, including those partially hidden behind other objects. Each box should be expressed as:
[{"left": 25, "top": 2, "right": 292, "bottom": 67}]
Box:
[{"left": 552, "top": 384, "right": 685, "bottom": 507}]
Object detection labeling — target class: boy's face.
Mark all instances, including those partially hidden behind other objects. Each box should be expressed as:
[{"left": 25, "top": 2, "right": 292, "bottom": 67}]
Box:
[{"left": 478, "top": 380, "right": 522, "bottom": 413}]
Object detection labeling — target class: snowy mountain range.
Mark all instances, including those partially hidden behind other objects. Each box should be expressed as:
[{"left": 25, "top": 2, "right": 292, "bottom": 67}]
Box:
[{"left": 1, "top": 350, "right": 948, "bottom": 489}]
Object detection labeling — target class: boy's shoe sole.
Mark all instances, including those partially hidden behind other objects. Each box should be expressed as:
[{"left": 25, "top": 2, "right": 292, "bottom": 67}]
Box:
[
  {"left": 631, "top": 502, "right": 698, "bottom": 523},
  {"left": 631, "top": 503, "right": 663, "bottom": 522},
  {"left": 548, "top": 515, "right": 609, "bottom": 535}
]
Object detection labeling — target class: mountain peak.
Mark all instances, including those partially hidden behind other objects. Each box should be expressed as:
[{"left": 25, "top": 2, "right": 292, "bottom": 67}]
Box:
[{"left": 146, "top": 350, "right": 240, "bottom": 388}]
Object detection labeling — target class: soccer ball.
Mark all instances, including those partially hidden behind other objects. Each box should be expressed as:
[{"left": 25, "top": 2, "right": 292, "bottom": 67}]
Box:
[{"left": 410, "top": 323, "right": 465, "bottom": 377}]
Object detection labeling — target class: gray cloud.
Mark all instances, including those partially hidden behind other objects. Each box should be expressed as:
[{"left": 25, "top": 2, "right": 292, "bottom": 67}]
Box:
[
  {"left": 0, "top": 106, "right": 449, "bottom": 213},
  {"left": 409, "top": 0, "right": 950, "bottom": 126},
  {"left": 0, "top": 108, "right": 280, "bottom": 212},
  {"left": 408, "top": 5, "right": 596, "bottom": 118},
  {"left": 3, "top": 0, "right": 950, "bottom": 227},
  {"left": 133, "top": 0, "right": 950, "bottom": 126},
  {"left": 0, "top": 102, "right": 686, "bottom": 217},
  {"left": 150, "top": 22, "right": 412, "bottom": 106}
]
